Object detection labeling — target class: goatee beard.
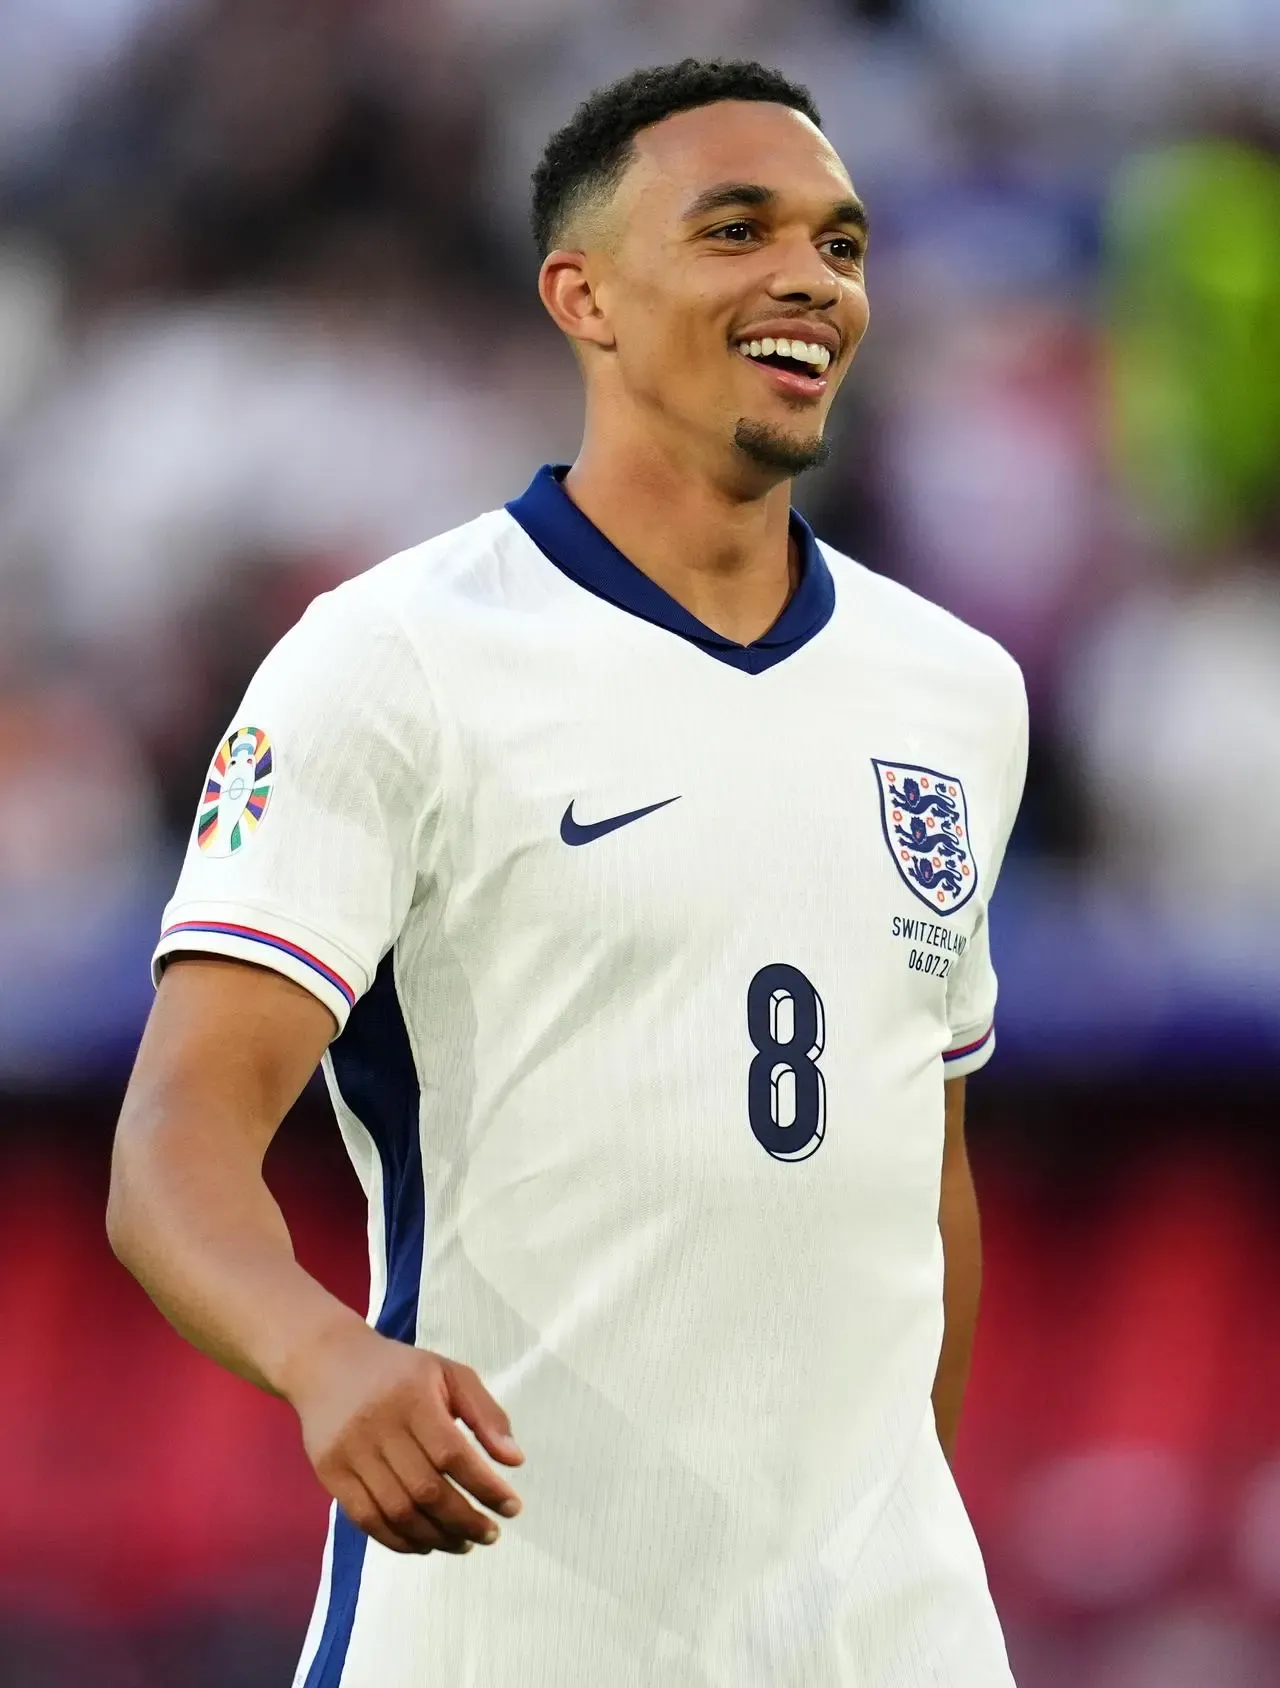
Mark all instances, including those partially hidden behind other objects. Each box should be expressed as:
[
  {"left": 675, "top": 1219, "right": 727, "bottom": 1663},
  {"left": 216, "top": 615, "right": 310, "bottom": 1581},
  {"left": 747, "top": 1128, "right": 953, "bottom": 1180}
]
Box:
[{"left": 733, "top": 419, "right": 831, "bottom": 476}]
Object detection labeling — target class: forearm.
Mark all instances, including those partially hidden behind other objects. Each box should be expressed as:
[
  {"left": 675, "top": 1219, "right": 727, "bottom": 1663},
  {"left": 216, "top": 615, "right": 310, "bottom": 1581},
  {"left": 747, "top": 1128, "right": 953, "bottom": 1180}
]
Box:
[
  {"left": 107, "top": 1101, "right": 363, "bottom": 1399},
  {"left": 932, "top": 1141, "right": 982, "bottom": 1462}
]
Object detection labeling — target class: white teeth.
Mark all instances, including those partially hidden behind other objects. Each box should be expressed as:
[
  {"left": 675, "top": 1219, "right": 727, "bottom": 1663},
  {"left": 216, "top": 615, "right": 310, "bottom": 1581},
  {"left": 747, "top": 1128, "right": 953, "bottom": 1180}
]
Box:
[{"left": 736, "top": 336, "right": 834, "bottom": 373}]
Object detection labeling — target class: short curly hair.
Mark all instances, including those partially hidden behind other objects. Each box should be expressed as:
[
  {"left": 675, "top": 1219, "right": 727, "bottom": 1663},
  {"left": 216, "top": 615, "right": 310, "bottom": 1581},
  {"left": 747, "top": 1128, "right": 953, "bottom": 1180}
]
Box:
[{"left": 530, "top": 59, "right": 822, "bottom": 256}]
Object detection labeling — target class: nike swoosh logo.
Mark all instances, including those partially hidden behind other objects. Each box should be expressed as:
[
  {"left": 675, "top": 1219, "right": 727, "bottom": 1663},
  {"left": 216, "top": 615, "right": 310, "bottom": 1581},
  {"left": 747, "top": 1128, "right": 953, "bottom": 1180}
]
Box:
[{"left": 560, "top": 795, "right": 681, "bottom": 846}]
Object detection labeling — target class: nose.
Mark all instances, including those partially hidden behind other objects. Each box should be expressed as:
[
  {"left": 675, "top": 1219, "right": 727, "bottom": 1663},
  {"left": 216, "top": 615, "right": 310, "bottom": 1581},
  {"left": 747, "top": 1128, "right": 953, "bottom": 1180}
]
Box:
[{"left": 765, "top": 233, "right": 841, "bottom": 310}]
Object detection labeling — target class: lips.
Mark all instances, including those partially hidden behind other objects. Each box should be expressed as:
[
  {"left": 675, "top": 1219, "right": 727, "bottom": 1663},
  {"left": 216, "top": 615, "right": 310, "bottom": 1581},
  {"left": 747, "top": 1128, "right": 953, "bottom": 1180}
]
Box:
[
  {"left": 732, "top": 320, "right": 840, "bottom": 404},
  {"left": 737, "top": 353, "right": 829, "bottom": 402}
]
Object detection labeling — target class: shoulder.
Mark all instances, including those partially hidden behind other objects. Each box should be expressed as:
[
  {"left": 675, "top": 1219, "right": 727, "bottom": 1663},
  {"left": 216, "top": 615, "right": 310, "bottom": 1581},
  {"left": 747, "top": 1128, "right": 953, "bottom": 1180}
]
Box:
[
  {"left": 819, "top": 540, "right": 1026, "bottom": 725},
  {"left": 231, "top": 510, "right": 517, "bottom": 760},
  {"left": 328, "top": 507, "right": 527, "bottom": 626},
  {"left": 274, "top": 506, "right": 522, "bottom": 672}
]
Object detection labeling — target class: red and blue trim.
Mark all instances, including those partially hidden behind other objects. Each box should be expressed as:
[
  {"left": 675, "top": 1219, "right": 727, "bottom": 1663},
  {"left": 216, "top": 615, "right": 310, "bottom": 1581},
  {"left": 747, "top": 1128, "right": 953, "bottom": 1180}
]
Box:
[
  {"left": 943, "top": 1023, "right": 994, "bottom": 1064},
  {"left": 160, "top": 920, "right": 356, "bottom": 1007}
]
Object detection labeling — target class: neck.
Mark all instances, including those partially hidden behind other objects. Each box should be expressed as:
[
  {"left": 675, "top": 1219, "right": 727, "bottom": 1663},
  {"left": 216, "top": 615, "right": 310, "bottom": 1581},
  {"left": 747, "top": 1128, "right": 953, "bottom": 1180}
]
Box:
[{"left": 564, "top": 422, "right": 798, "bottom": 646}]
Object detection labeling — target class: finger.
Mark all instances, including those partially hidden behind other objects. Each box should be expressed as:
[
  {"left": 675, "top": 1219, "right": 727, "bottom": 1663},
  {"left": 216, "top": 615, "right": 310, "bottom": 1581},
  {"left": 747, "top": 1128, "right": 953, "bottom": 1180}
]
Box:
[
  {"left": 381, "top": 1431, "right": 501, "bottom": 1546},
  {"left": 410, "top": 1403, "right": 523, "bottom": 1519},
  {"left": 357, "top": 1452, "right": 475, "bottom": 1555},
  {"left": 443, "top": 1362, "right": 525, "bottom": 1468},
  {"left": 331, "top": 1469, "right": 440, "bottom": 1557}
]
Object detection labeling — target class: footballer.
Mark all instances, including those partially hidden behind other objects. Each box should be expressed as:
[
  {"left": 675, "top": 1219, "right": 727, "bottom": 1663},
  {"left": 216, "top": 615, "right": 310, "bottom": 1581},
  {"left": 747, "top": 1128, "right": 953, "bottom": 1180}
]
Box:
[{"left": 109, "top": 58, "right": 1027, "bottom": 1688}]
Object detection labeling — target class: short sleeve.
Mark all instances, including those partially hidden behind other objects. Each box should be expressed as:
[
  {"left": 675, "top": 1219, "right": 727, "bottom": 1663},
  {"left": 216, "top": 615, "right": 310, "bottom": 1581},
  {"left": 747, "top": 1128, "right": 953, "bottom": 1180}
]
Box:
[
  {"left": 942, "top": 667, "right": 1029, "bottom": 1079},
  {"left": 153, "top": 583, "right": 441, "bottom": 1035}
]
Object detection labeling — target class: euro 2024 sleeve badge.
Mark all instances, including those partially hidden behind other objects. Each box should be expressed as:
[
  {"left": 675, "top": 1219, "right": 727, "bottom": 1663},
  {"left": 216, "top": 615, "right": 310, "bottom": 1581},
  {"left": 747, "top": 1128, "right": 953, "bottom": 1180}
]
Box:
[
  {"left": 197, "top": 726, "right": 274, "bottom": 857},
  {"left": 872, "top": 759, "right": 978, "bottom": 914}
]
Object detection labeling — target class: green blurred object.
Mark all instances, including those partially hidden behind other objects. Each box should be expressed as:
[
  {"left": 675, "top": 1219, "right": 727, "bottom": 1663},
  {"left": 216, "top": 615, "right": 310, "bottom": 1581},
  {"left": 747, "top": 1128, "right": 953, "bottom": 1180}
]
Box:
[{"left": 1105, "top": 140, "right": 1280, "bottom": 549}]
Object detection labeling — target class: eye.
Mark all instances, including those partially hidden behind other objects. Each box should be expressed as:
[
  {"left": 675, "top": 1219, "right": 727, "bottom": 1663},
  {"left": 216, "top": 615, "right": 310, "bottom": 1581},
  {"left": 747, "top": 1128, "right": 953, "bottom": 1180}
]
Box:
[
  {"left": 822, "top": 235, "right": 865, "bottom": 266},
  {"left": 709, "top": 220, "right": 758, "bottom": 243}
]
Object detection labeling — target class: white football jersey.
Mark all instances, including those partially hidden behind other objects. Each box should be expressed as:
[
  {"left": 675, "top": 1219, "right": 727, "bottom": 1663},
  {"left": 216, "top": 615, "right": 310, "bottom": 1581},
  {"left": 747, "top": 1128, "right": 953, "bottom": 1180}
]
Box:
[{"left": 155, "top": 466, "right": 1027, "bottom": 1688}]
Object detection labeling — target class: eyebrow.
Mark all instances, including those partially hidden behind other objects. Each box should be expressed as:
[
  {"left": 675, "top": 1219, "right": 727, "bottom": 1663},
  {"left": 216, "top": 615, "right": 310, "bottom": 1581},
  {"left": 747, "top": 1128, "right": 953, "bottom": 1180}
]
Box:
[{"left": 680, "top": 181, "right": 869, "bottom": 239}]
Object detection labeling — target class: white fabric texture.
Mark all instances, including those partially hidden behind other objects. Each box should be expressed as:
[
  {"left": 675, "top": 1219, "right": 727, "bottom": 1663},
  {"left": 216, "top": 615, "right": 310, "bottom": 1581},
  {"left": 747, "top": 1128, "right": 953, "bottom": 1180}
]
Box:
[{"left": 155, "top": 503, "right": 1027, "bottom": 1688}]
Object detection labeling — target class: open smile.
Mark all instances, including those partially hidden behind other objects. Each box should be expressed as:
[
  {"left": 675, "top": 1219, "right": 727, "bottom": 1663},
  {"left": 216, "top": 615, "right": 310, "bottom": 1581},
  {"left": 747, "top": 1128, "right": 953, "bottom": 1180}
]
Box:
[
  {"left": 733, "top": 332, "right": 834, "bottom": 402},
  {"left": 736, "top": 346, "right": 829, "bottom": 401}
]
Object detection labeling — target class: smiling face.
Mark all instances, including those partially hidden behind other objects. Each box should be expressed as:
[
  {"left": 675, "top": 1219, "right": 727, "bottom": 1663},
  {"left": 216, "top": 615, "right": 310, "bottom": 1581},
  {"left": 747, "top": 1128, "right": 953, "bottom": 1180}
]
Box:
[{"left": 541, "top": 99, "right": 870, "bottom": 487}]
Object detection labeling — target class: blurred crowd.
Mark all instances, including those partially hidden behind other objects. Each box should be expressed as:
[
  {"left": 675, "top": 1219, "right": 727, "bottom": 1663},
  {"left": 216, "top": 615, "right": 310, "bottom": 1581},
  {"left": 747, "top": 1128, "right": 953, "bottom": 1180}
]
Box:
[{"left": 0, "top": 0, "right": 1279, "bottom": 1077}]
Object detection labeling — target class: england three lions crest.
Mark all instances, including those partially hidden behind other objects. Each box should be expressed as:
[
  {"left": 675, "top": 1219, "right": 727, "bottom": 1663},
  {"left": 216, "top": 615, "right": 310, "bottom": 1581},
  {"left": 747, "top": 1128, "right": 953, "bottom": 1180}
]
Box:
[{"left": 872, "top": 759, "right": 978, "bottom": 915}]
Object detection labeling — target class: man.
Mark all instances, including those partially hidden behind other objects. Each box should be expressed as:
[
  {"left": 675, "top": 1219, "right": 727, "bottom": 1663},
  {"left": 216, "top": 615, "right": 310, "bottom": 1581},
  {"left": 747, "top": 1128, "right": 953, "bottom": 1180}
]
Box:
[{"left": 109, "top": 58, "right": 1026, "bottom": 1688}]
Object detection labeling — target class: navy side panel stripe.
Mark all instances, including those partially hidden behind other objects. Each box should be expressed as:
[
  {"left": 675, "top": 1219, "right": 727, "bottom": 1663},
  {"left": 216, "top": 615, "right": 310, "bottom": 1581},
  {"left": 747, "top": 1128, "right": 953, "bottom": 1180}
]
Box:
[
  {"left": 302, "top": 951, "right": 425, "bottom": 1688},
  {"left": 300, "top": 1514, "right": 368, "bottom": 1688}
]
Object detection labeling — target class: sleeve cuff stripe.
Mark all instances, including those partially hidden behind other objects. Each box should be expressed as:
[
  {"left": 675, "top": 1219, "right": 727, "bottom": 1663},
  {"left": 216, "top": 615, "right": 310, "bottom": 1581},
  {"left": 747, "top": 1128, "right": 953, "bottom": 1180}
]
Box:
[
  {"left": 943, "top": 1023, "right": 994, "bottom": 1063},
  {"left": 159, "top": 920, "right": 357, "bottom": 1007}
]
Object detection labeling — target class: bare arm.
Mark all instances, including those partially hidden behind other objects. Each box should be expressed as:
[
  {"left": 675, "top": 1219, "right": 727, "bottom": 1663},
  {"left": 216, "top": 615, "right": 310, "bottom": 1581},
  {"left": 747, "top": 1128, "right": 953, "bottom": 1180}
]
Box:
[
  {"left": 109, "top": 956, "right": 350, "bottom": 1391},
  {"left": 932, "top": 1076, "right": 981, "bottom": 1464},
  {"left": 108, "top": 956, "right": 523, "bottom": 1554}
]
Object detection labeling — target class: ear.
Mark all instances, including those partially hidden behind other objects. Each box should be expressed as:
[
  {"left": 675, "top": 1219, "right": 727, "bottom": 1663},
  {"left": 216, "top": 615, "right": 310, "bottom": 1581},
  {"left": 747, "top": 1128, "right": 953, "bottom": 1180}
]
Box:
[{"left": 538, "top": 249, "right": 616, "bottom": 352}]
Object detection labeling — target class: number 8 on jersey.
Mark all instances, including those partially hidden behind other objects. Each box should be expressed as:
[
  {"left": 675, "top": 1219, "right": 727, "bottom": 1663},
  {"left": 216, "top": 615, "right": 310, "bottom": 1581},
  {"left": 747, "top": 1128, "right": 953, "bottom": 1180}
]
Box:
[{"left": 747, "top": 963, "right": 826, "bottom": 1162}]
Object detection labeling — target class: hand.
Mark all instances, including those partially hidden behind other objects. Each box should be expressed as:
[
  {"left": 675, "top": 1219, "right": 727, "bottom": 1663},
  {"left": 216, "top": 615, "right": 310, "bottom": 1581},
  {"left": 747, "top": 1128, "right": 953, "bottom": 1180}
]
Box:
[{"left": 283, "top": 1318, "right": 524, "bottom": 1555}]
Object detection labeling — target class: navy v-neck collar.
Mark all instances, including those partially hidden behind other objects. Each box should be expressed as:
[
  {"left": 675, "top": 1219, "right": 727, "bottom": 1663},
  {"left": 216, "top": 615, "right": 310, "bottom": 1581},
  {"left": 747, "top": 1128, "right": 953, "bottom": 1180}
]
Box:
[{"left": 505, "top": 463, "right": 835, "bottom": 675}]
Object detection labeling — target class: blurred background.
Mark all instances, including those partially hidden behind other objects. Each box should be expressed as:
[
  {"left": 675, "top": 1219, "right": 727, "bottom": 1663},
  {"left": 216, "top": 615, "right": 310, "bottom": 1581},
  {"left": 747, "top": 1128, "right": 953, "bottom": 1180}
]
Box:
[{"left": 0, "top": 1, "right": 1278, "bottom": 1684}]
